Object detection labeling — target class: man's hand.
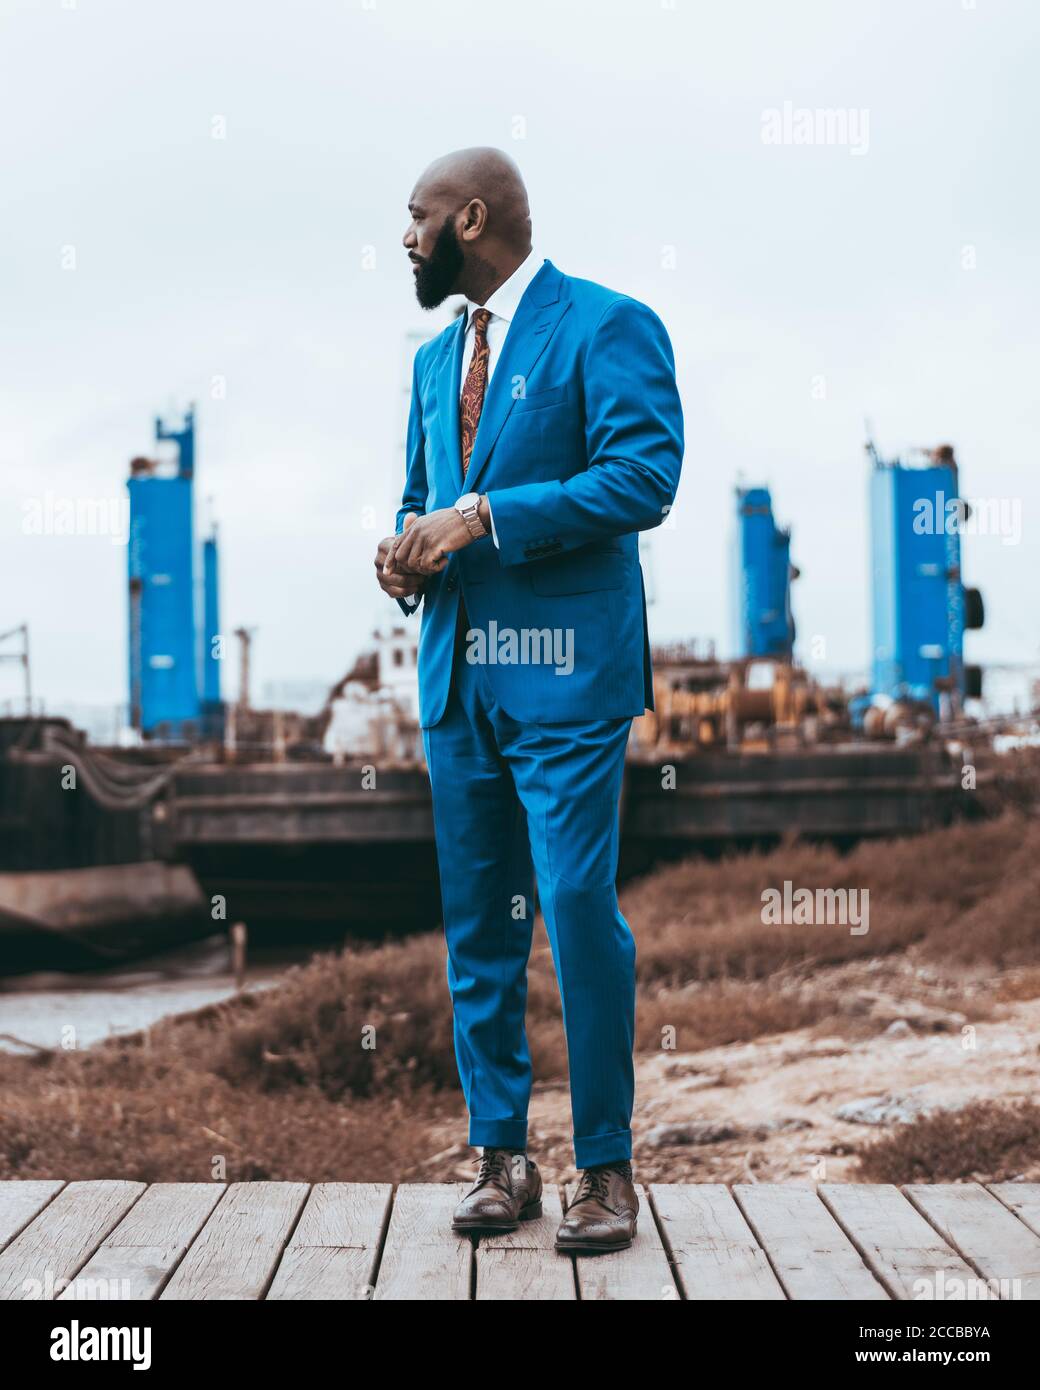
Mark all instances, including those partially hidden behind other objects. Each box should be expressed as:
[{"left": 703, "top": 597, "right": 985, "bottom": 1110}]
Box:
[
  {"left": 375, "top": 515, "right": 426, "bottom": 601},
  {"left": 385, "top": 506, "right": 474, "bottom": 577}
]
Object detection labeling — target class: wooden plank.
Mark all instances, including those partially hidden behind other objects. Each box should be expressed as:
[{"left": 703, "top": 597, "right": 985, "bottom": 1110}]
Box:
[
  {"left": 372, "top": 1184, "right": 470, "bottom": 1301},
  {"left": 732, "top": 1184, "right": 887, "bottom": 1300},
  {"left": 160, "top": 1182, "right": 308, "bottom": 1301},
  {"left": 569, "top": 1185, "right": 679, "bottom": 1302},
  {"left": 0, "top": 1180, "right": 145, "bottom": 1300},
  {"left": 58, "top": 1183, "right": 225, "bottom": 1301},
  {"left": 905, "top": 1183, "right": 1040, "bottom": 1299},
  {"left": 476, "top": 1186, "right": 574, "bottom": 1301},
  {"left": 0, "top": 1180, "right": 65, "bottom": 1250},
  {"left": 5, "top": 1180, "right": 1037, "bottom": 1303},
  {"left": 820, "top": 1183, "right": 978, "bottom": 1300},
  {"left": 650, "top": 1183, "right": 785, "bottom": 1301},
  {"left": 267, "top": 1183, "right": 392, "bottom": 1300},
  {"left": 987, "top": 1183, "right": 1040, "bottom": 1240}
]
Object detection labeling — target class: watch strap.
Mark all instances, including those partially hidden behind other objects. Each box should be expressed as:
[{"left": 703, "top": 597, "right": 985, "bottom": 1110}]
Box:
[{"left": 457, "top": 496, "right": 487, "bottom": 540}]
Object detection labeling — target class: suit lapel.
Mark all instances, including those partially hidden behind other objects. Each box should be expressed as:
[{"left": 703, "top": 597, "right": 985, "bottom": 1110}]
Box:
[
  {"left": 465, "top": 262, "right": 569, "bottom": 493},
  {"left": 436, "top": 312, "right": 467, "bottom": 493}
]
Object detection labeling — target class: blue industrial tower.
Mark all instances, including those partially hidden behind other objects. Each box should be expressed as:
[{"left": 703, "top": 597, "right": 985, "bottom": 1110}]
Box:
[
  {"left": 868, "top": 441, "right": 983, "bottom": 713},
  {"left": 733, "top": 486, "right": 798, "bottom": 660},
  {"left": 200, "top": 524, "right": 223, "bottom": 736},
  {"left": 127, "top": 406, "right": 222, "bottom": 740}
]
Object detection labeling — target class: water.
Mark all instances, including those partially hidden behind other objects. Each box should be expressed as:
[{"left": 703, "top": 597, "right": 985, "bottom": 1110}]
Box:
[{"left": 0, "top": 932, "right": 323, "bottom": 1053}]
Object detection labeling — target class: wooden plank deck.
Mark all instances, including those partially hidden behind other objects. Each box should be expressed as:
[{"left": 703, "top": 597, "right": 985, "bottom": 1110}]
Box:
[{"left": 1, "top": 1180, "right": 1038, "bottom": 1300}]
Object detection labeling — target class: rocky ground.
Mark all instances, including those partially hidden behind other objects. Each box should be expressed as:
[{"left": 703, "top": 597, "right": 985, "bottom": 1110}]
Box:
[{"left": 417, "top": 952, "right": 1040, "bottom": 1187}]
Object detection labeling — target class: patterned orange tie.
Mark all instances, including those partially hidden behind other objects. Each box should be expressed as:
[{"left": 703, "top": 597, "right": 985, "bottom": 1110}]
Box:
[{"left": 460, "top": 307, "right": 492, "bottom": 476}]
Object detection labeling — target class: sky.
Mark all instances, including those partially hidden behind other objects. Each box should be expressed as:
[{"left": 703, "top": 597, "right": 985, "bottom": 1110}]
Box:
[{"left": 1, "top": 0, "right": 1037, "bottom": 718}]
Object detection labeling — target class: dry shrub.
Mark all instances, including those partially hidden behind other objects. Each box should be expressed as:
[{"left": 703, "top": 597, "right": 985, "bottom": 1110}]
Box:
[
  {"left": 857, "top": 1100, "right": 1040, "bottom": 1184},
  {"left": 994, "top": 969, "right": 1040, "bottom": 1003},
  {"left": 0, "top": 1048, "right": 448, "bottom": 1183},
  {"left": 210, "top": 934, "right": 458, "bottom": 1098},
  {"left": 624, "top": 814, "right": 1040, "bottom": 983},
  {"left": 635, "top": 981, "right": 837, "bottom": 1053}
]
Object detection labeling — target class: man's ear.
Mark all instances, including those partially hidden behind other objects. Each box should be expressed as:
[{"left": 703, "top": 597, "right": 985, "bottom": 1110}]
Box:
[{"left": 460, "top": 198, "right": 488, "bottom": 242}]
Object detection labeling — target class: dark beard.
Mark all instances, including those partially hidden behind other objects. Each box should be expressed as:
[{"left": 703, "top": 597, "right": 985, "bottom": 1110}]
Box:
[{"left": 413, "top": 216, "right": 464, "bottom": 309}]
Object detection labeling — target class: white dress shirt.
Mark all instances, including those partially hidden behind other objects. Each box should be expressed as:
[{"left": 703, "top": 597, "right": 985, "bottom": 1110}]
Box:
[
  {"left": 459, "top": 247, "right": 544, "bottom": 395},
  {"left": 459, "top": 248, "right": 545, "bottom": 547}
]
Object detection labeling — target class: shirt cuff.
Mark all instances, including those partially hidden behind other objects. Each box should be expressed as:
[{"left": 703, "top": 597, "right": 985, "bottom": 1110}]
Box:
[{"left": 486, "top": 497, "right": 500, "bottom": 548}]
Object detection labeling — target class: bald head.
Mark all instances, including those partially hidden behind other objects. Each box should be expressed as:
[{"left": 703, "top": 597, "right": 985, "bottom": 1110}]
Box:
[
  {"left": 404, "top": 146, "right": 533, "bottom": 308},
  {"left": 419, "top": 147, "right": 531, "bottom": 251}
]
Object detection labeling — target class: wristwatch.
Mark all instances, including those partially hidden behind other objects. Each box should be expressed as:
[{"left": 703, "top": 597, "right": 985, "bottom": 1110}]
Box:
[{"left": 455, "top": 491, "right": 488, "bottom": 540}]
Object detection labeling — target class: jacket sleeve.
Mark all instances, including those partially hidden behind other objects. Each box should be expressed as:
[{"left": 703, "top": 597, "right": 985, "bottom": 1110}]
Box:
[
  {"left": 393, "top": 350, "right": 430, "bottom": 617},
  {"left": 483, "top": 297, "right": 684, "bottom": 566}
]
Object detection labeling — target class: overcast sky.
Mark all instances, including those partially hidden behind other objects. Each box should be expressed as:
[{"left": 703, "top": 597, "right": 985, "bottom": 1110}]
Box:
[{"left": 1, "top": 0, "right": 1037, "bottom": 716}]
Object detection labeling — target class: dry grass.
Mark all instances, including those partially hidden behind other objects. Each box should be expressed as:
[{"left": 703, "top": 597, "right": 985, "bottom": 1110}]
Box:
[
  {"left": 857, "top": 1100, "right": 1040, "bottom": 1184},
  {"left": 635, "top": 979, "right": 838, "bottom": 1053},
  {"left": 213, "top": 934, "right": 459, "bottom": 1099},
  {"left": 993, "top": 968, "right": 1040, "bottom": 1003},
  {"left": 1, "top": 813, "right": 1036, "bottom": 1181},
  {"left": 625, "top": 814, "right": 1040, "bottom": 983},
  {"left": 0, "top": 1053, "right": 439, "bottom": 1183}
]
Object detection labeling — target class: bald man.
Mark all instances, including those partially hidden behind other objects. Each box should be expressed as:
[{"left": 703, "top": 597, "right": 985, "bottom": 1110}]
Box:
[{"left": 376, "top": 148, "right": 684, "bottom": 1254}]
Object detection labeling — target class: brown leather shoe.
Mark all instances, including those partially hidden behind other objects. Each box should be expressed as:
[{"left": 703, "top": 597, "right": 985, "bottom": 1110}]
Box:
[
  {"left": 555, "top": 1161, "right": 638, "bottom": 1253},
  {"left": 452, "top": 1148, "right": 543, "bottom": 1234}
]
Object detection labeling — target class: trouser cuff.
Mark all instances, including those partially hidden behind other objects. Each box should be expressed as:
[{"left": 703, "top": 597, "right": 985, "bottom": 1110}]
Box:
[
  {"left": 469, "top": 1118, "right": 528, "bottom": 1152},
  {"left": 574, "top": 1127, "right": 632, "bottom": 1169}
]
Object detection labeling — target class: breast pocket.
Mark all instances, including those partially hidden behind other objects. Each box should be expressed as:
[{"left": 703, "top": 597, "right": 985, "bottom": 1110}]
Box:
[{"left": 512, "top": 383, "right": 569, "bottom": 412}]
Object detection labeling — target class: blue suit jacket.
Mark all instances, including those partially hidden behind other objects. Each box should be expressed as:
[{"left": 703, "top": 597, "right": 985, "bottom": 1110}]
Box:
[{"left": 395, "top": 259, "right": 684, "bottom": 728}]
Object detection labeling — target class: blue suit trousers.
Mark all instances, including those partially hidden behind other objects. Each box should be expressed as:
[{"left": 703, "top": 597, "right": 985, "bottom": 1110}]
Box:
[{"left": 423, "top": 651, "right": 635, "bottom": 1169}]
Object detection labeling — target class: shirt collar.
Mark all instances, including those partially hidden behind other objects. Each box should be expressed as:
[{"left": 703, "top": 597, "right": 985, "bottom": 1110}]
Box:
[{"left": 465, "top": 248, "right": 544, "bottom": 328}]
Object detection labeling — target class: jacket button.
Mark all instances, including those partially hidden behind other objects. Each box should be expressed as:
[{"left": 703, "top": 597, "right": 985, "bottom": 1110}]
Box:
[{"left": 446, "top": 576, "right": 458, "bottom": 592}]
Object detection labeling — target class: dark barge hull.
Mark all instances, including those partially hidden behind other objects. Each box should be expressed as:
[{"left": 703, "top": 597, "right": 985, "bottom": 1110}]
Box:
[
  {"left": 0, "top": 862, "right": 211, "bottom": 974},
  {"left": 2, "top": 715, "right": 971, "bottom": 957},
  {"left": 159, "top": 745, "right": 966, "bottom": 926}
]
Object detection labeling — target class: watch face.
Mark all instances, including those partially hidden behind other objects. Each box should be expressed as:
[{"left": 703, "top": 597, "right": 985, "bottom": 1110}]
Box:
[{"left": 457, "top": 492, "right": 480, "bottom": 511}]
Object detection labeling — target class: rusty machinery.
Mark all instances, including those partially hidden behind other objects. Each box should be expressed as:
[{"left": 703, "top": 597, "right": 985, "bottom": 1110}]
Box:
[{"left": 635, "top": 653, "right": 848, "bottom": 752}]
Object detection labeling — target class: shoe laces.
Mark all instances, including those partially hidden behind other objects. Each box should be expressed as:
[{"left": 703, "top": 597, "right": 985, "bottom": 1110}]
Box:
[
  {"left": 474, "top": 1148, "right": 508, "bottom": 1189},
  {"left": 576, "top": 1160, "right": 631, "bottom": 1206},
  {"left": 575, "top": 1167, "right": 610, "bottom": 1204}
]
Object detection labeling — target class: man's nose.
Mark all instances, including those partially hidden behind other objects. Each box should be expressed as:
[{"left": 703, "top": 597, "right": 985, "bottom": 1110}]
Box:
[{"left": 403, "top": 226, "right": 417, "bottom": 249}]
